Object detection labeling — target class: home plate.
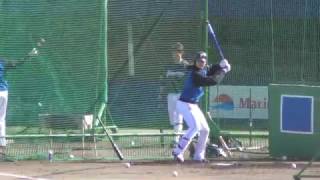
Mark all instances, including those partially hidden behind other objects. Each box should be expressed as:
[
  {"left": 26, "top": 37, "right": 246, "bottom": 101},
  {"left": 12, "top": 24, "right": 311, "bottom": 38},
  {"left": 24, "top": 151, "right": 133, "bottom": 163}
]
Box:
[
  {"left": 216, "top": 163, "right": 234, "bottom": 166},
  {"left": 211, "top": 162, "right": 238, "bottom": 168}
]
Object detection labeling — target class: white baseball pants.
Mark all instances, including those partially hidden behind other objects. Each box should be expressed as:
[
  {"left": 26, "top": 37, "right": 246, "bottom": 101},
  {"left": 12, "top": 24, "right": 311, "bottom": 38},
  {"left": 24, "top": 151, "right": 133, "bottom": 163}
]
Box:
[
  {"left": 167, "top": 93, "right": 183, "bottom": 142},
  {"left": 173, "top": 100, "right": 209, "bottom": 161},
  {"left": 0, "top": 90, "right": 7, "bottom": 147}
]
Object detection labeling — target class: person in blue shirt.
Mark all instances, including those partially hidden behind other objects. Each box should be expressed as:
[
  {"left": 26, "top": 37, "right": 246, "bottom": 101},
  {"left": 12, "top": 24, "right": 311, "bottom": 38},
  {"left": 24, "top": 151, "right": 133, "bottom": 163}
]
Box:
[{"left": 172, "top": 51, "right": 231, "bottom": 162}]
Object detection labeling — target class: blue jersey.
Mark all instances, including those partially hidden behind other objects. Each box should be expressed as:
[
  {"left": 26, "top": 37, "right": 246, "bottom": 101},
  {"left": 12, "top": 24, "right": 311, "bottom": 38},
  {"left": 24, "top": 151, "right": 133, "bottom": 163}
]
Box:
[
  {"left": 0, "top": 59, "right": 8, "bottom": 91},
  {"left": 179, "top": 64, "right": 223, "bottom": 104}
]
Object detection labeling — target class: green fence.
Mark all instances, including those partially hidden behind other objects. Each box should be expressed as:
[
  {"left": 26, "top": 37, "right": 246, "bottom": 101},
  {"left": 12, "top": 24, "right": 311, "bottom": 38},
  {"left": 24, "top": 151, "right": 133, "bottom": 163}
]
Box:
[{"left": 0, "top": 0, "right": 105, "bottom": 127}]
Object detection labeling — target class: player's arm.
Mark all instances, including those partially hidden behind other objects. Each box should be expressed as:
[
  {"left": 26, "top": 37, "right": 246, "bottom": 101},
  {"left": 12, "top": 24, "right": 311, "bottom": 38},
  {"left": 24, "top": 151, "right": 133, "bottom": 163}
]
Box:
[
  {"left": 4, "top": 48, "right": 39, "bottom": 70},
  {"left": 206, "top": 59, "right": 231, "bottom": 84},
  {"left": 193, "top": 71, "right": 218, "bottom": 86},
  {"left": 207, "top": 64, "right": 222, "bottom": 76},
  {"left": 207, "top": 59, "right": 231, "bottom": 76},
  {"left": 4, "top": 58, "right": 27, "bottom": 70},
  {"left": 193, "top": 59, "right": 232, "bottom": 86}
]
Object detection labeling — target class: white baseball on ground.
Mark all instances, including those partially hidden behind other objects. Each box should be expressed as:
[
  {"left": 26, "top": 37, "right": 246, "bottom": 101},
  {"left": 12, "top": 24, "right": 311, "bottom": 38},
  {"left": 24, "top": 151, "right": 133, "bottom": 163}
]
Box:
[
  {"left": 291, "top": 163, "right": 297, "bottom": 169},
  {"left": 125, "top": 162, "right": 131, "bottom": 168},
  {"left": 69, "top": 154, "right": 74, "bottom": 158},
  {"left": 172, "top": 171, "right": 178, "bottom": 177}
]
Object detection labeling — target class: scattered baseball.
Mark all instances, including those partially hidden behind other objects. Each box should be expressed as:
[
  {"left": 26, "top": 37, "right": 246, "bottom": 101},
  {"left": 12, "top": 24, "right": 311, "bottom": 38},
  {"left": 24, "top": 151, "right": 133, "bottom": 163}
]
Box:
[
  {"left": 291, "top": 163, "right": 297, "bottom": 169},
  {"left": 281, "top": 156, "right": 287, "bottom": 161},
  {"left": 125, "top": 162, "right": 131, "bottom": 168},
  {"left": 69, "top": 154, "right": 74, "bottom": 158},
  {"left": 131, "top": 141, "right": 135, "bottom": 146},
  {"left": 172, "top": 170, "right": 178, "bottom": 177},
  {"left": 38, "top": 102, "right": 42, "bottom": 107}
]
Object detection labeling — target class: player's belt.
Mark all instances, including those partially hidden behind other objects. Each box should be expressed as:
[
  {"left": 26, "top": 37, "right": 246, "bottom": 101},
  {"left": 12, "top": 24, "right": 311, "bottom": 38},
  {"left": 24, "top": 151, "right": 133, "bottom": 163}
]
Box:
[{"left": 179, "top": 98, "right": 197, "bottom": 104}]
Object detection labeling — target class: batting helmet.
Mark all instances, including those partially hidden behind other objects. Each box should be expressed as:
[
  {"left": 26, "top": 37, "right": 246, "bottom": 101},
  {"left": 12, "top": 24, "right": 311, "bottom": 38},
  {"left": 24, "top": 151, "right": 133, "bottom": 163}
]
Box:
[{"left": 194, "top": 51, "right": 207, "bottom": 62}]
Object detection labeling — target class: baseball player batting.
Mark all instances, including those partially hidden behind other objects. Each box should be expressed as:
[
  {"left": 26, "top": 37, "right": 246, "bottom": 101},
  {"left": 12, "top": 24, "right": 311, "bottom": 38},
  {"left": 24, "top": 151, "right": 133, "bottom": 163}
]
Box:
[{"left": 172, "top": 51, "right": 231, "bottom": 162}]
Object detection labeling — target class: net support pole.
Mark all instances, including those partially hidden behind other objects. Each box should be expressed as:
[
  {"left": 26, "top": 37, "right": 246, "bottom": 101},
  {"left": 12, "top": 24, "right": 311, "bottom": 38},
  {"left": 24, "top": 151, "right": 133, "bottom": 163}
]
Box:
[
  {"left": 94, "top": 0, "right": 108, "bottom": 126},
  {"left": 203, "top": 0, "right": 209, "bottom": 52},
  {"left": 95, "top": 0, "right": 113, "bottom": 128},
  {"left": 104, "top": 0, "right": 116, "bottom": 128},
  {"left": 270, "top": 0, "right": 275, "bottom": 82},
  {"left": 95, "top": 0, "right": 117, "bottom": 131},
  {"left": 104, "top": 0, "right": 108, "bottom": 106},
  {"left": 202, "top": 0, "right": 209, "bottom": 113}
]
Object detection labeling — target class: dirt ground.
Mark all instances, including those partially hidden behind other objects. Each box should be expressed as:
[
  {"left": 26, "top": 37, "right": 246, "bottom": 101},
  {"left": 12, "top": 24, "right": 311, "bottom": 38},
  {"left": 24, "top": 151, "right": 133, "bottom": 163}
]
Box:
[{"left": 0, "top": 160, "right": 312, "bottom": 180}]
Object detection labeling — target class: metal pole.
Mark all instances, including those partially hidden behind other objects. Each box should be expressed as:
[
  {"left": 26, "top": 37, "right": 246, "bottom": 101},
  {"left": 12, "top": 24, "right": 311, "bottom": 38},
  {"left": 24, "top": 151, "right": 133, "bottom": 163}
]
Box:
[
  {"left": 270, "top": 0, "right": 275, "bottom": 82},
  {"left": 203, "top": 0, "right": 208, "bottom": 53},
  {"left": 301, "top": 0, "right": 307, "bottom": 82},
  {"left": 104, "top": 0, "right": 108, "bottom": 104},
  {"left": 249, "top": 88, "right": 253, "bottom": 146},
  {"left": 203, "top": 0, "right": 209, "bottom": 112}
]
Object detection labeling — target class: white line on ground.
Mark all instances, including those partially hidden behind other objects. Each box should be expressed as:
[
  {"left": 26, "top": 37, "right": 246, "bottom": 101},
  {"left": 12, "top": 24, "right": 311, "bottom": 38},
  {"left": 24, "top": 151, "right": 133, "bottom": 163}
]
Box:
[{"left": 0, "top": 172, "right": 49, "bottom": 180}]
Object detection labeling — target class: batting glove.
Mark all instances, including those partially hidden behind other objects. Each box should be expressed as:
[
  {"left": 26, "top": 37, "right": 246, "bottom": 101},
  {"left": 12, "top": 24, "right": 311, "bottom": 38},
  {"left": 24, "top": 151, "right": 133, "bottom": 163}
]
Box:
[
  {"left": 219, "top": 59, "right": 231, "bottom": 73},
  {"left": 28, "top": 48, "right": 39, "bottom": 56}
]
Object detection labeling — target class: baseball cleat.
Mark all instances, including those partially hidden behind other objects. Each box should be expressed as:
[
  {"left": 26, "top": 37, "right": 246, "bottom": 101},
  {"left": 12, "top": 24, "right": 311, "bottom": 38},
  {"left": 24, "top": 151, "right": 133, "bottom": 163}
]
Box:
[{"left": 172, "top": 152, "right": 184, "bottom": 163}]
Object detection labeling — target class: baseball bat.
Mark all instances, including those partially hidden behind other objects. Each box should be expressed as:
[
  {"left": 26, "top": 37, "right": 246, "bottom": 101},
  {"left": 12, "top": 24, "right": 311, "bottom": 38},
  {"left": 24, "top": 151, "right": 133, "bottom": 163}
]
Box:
[
  {"left": 218, "top": 136, "right": 232, "bottom": 157},
  {"left": 208, "top": 22, "right": 225, "bottom": 60},
  {"left": 96, "top": 115, "right": 124, "bottom": 160},
  {"left": 206, "top": 111, "right": 214, "bottom": 123},
  {"left": 206, "top": 111, "right": 222, "bottom": 131}
]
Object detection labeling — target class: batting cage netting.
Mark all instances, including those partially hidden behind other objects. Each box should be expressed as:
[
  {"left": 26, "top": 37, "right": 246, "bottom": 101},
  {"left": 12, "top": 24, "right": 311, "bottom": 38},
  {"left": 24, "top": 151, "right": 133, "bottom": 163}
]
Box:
[{"left": 0, "top": 0, "right": 319, "bottom": 162}]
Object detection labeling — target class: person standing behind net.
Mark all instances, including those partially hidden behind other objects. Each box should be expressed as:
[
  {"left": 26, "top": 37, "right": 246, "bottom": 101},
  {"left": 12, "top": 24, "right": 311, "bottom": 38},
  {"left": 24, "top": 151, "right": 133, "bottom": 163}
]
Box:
[
  {"left": 0, "top": 49, "right": 38, "bottom": 151},
  {"left": 162, "top": 42, "right": 190, "bottom": 145},
  {"left": 172, "top": 51, "right": 231, "bottom": 162}
]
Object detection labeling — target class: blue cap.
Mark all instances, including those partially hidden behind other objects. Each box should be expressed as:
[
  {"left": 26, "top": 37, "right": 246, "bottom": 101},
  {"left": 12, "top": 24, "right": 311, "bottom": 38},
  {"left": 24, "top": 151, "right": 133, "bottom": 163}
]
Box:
[{"left": 194, "top": 51, "right": 207, "bottom": 61}]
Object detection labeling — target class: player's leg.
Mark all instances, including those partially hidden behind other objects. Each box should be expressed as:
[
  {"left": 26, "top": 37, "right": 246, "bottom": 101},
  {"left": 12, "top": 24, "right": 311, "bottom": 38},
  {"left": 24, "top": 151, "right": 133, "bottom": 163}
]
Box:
[
  {"left": 192, "top": 107, "right": 210, "bottom": 161},
  {"left": 0, "top": 90, "right": 8, "bottom": 148},
  {"left": 167, "top": 93, "right": 183, "bottom": 144},
  {"left": 172, "top": 101, "right": 200, "bottom": 162},
  {"left": 167, "top": 93, "right": 176, "bottom": 126}
]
